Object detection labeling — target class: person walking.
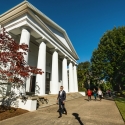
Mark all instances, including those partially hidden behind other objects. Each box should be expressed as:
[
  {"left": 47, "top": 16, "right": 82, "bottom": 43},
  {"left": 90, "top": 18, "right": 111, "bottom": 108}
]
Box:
[
  {"left": 93, "top": 88, "right": 97, "bottom": 101},
  {"left": 87, "top": 89, "right": 92, "bottom": 101},
  {"left": 98, "top": 88, "right": 103, "bottom": 101},
  {"left": 57, "top": 86, "right": 67, "bottom": 118},
  {"left": 108, "top": 90, "right": 111, "bottom": 97}
]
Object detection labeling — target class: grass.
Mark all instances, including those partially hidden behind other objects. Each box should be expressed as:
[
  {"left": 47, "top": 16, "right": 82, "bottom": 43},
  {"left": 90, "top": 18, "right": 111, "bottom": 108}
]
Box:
[{"left": 115, "top": 97, "right": 125, "bottom": 122}]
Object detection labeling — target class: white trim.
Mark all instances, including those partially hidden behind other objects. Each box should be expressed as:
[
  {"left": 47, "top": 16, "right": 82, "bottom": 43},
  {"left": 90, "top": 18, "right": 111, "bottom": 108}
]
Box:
[{"left": 4, "top": 16, "right": 77, "bottom": 64}]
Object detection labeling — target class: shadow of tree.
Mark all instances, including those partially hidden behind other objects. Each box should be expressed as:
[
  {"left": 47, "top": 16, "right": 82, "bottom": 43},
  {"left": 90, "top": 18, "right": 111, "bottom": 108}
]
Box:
[{"left": 72, "top": 113, "right": 84, "bottom": 125}]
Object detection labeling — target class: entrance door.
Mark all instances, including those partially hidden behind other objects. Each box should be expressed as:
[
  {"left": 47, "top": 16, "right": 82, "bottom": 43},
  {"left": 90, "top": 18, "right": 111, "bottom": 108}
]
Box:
[
  {"left": 30, "top": 75, "right": 36, "bottom": 93},
  {"left": 46, "top": 72, "right": 51, "bottom": 94}
]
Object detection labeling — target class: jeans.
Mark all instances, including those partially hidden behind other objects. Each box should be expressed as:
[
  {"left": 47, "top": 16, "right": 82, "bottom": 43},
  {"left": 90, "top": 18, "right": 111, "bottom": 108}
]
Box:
[{"left": 93, "top": 94, "right": 97, "bottom": 100}]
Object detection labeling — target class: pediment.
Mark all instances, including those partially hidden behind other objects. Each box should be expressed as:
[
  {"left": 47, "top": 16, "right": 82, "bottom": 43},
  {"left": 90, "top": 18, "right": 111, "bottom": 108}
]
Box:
[
  {"left": 0, "top": 0, "right": 79, "bottom": 60},
  {"left": 45, "top": 24, "right": 72, "bottom": 51}
]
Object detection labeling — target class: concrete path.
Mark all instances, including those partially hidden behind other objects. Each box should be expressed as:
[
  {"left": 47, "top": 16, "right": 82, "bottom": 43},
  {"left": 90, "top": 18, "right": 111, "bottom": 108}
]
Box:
[{"left": 0, "top": 97, "right": 124, "bottom": 125}]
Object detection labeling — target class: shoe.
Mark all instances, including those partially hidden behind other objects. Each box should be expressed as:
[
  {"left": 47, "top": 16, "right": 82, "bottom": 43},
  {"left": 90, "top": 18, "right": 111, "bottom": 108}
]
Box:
[
  {"left": 58, "top": 116, "right": 62, "bottom": 118},
  {"left": 65, "top": 112, "right": 67, "bottom": 115}
]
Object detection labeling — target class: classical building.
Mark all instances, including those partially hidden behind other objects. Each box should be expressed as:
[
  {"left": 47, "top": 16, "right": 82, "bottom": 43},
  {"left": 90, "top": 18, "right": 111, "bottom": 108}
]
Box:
[{"left": 0, "top": 1, "right": 79, "bottom": 95}]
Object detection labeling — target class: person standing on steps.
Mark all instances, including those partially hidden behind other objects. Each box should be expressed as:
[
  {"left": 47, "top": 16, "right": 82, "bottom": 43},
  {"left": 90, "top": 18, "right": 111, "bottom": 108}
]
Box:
[{"left": 57, "top": 86, "right": 67, "bottom": 118}]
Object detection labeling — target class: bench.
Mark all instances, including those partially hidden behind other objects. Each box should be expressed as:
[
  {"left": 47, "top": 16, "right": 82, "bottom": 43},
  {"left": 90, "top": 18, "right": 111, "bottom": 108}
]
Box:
[{"left": 38, "top": 96, "right": 49, "bottom": 104}]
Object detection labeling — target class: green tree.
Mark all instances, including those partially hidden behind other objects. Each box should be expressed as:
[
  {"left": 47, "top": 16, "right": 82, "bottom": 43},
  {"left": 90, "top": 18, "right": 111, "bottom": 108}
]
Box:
[
  {"left": 91, "top": 26, "right": 125, "bottom": 91},
  {"left": 77, "top": 61, "right": 91, "bottom": 91},
  {"left": 99, "top": 81, "right": 113, "bottom": 92}
]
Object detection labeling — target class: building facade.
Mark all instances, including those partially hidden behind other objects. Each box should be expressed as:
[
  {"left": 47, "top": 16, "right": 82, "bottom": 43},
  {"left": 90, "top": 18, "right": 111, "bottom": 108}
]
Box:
[{"left": 0, "top": 1, "right": 79, "bottom": 95}]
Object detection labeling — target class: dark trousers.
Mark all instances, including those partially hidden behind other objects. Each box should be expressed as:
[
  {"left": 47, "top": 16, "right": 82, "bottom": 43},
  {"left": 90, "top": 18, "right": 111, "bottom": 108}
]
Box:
[
  {"left": 99, "top": 95, "right": 102, "bottom": 100},
  {"left": 58, "top": 99, "right": 67, "bottom": 116},
  {"left": 88, "top": 95, "right": 91, "bottom": 101}
]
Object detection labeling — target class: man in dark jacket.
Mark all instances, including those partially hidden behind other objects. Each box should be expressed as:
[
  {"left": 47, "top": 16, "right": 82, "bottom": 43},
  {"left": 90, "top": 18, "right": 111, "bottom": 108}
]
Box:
[{"left": 57, "top": 86, "right": 67, "bottom": 118}]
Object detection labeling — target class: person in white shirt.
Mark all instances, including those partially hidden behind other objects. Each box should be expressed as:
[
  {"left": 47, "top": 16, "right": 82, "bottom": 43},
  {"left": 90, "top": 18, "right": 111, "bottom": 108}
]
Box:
[{"left": 98, "top": 88, "right": 103, "bottom": 101}]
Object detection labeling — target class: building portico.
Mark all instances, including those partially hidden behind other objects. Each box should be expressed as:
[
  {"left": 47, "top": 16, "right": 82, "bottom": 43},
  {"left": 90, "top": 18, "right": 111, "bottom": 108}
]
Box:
[{"left": 0, "top": 0, "right": 79, "bottom": 96}]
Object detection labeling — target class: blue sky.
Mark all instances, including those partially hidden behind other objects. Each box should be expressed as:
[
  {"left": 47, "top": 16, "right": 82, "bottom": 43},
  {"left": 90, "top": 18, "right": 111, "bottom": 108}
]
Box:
[{"left": 1, "top": 0, "right": 125, "bottom": 63}]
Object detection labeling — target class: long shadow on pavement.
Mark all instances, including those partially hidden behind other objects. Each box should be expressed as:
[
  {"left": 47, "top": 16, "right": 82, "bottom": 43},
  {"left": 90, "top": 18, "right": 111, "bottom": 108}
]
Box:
[
  {"left": 103, "top": 98, "right": 114, "bottom": 101},
  {"left": 84, "top": 99, "right": 101, "bottom": 101},
  {"left": 72, "top": 113, "right": 84, "bottom": 125}
]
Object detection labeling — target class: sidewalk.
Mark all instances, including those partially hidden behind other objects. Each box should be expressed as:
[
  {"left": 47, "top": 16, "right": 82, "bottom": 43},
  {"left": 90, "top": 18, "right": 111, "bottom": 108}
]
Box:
[{"left": 0, "top": 96, "right": 124, "bottom": 125}]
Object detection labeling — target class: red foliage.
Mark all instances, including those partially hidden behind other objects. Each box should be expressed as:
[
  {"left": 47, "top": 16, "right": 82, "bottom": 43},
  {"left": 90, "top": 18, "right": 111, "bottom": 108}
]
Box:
[{"left": 0, "top": 27, "right": 43, "bottom": 84}]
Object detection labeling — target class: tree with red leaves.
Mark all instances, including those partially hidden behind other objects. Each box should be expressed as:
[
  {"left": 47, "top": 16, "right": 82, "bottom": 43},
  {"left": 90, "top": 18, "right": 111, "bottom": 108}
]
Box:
[{"left": 0, "top": 27, "right": 43, "bottom": 89}]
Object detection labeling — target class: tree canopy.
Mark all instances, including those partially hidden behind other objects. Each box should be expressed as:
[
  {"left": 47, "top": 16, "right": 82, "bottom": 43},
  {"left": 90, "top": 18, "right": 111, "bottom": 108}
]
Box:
[
  {"left": 77, "top": 61, "right": 91, "bottom": 91},
  {"left": 91, "top": 26, "right": 125, "bottom": 90}
]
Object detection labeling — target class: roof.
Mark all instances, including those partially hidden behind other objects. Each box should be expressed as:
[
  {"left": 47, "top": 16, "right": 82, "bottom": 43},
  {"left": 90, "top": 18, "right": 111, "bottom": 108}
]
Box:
[{"left": 0, "top": 0, "right": 79, "bottom": 60}]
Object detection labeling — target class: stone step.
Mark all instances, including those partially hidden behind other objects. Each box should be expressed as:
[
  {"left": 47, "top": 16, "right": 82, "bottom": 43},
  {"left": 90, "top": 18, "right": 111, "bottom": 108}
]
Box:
[{"left": 38, "top": 92, "right": 83, "bottom": 109}]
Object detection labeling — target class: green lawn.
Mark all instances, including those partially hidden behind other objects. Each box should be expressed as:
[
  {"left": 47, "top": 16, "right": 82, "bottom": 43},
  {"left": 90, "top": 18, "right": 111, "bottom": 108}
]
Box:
[{"left": 115, "top": 97, "right": 125, "bottom": 122}]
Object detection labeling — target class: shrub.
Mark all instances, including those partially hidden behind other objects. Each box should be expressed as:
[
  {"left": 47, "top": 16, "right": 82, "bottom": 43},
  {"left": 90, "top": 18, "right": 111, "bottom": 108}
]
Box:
[{"left": 78, "top": 87, "right": 87, "bottom": 92}]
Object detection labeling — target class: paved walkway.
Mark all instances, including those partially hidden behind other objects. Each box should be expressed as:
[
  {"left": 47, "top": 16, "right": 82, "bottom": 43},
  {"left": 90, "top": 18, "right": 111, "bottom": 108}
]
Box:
[{"left": 0, "top": 97, "right": 124, "bottom": 125}]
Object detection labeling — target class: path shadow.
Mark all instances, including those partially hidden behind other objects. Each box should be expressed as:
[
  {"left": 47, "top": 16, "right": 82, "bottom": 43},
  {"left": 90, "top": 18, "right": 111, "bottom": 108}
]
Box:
[
  {"left": 84, "top": 99, "right": 99, "bottom": 101},
  {"left": 72, "top": 113, "right": 84, "bottom": 125},
  {"left": 84, "top": 99, "right": 88, "bottom": 101},
  {"left": 103, "top": 98, "right": 114, "bottom": 101}
]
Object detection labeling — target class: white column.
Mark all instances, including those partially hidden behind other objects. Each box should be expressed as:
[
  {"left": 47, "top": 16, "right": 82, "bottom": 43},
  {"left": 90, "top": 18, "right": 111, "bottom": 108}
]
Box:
[
  {"left": 69, "top": 62, "right": 74, "bottom": 92},
  {"left": 19, "top": 27, "right": 30, "bottom": 94},
  {"left": 74, "top": 65, "right": 78, "bottom": 92},
  {"left": 19, "top": 28, "right": 30, "bottom": 62},
  {"left": 51, "top": 50, "right": 59, "bottom": 94},
  {"left": 36, "top": 41, "right": 46, "bottom": 95},
  {"left": 26, "top": 78, "right": 30, "bottom": 92},
  {"left": 62, "top": 57, "right": 68, "bottom": 92}
]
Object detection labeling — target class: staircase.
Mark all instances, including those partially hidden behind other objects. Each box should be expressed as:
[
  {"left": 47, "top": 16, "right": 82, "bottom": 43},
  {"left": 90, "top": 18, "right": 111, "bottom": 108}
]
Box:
[{"left": 38, "top": 92, "right": 83, "bottom": 109}]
